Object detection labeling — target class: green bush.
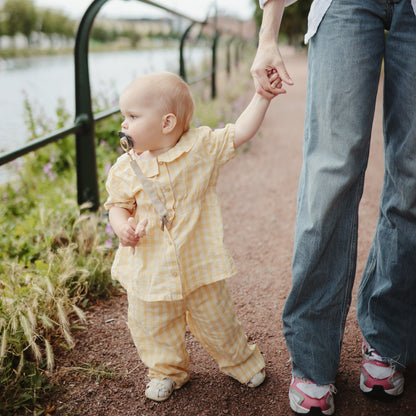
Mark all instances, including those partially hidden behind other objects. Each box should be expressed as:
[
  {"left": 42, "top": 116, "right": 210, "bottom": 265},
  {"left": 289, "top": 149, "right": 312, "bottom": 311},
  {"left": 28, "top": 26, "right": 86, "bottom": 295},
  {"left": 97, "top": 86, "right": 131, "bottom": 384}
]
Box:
[{"left": 0, "top": 93, "right": 119, "bottom": 415}]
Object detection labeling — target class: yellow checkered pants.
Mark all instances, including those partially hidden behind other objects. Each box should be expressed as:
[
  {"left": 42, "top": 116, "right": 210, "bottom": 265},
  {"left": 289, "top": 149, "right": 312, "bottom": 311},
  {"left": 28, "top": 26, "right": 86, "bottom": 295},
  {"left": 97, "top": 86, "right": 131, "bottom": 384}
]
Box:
[{"left": 127, "top": 280, "right": 265, "bottom": 387}]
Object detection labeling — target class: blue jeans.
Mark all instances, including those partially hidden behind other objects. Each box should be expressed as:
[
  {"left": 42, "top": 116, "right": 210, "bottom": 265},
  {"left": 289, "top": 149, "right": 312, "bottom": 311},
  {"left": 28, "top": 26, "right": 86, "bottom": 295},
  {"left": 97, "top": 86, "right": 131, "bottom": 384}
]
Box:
[{"left": 282, "top": 0, "right": 416, "bottom": 384}]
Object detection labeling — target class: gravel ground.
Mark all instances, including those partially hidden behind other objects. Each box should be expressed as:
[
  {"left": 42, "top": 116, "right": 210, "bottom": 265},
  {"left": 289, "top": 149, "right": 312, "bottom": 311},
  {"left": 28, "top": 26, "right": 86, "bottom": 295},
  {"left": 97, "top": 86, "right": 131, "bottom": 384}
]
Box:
[{"left": 47, "top": 48, "right": 416, "bottom": 416}]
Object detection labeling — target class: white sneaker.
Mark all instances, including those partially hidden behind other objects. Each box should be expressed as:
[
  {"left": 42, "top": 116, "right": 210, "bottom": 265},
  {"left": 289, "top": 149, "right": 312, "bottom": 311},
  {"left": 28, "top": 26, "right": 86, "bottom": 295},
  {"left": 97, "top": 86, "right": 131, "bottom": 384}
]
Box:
[
  {"left": 360, "top": 340, "right": 404, "bottom": 397},
  {"left": 145, "top": 377, "right": 176, "bottom": 401},
  {"left": 246, "top": 369, "right": 266, "bottom": 388},
  {"left": 289, "top": 377, "right": 336, "bottom": 415}
]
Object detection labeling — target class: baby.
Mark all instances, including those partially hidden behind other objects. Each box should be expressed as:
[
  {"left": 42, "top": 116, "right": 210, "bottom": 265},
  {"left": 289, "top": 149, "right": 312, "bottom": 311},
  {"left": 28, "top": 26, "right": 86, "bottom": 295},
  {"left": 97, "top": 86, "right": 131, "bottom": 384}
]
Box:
[{"left": 104, "top": 71, "right": 281, "bottom": 401}]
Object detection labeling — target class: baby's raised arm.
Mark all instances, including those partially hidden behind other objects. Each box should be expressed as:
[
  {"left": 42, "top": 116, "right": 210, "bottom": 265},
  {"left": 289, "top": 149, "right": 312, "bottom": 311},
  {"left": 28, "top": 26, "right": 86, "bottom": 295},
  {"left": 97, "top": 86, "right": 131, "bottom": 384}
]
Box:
[
  {"left": 233, "top": 93, "right": 270, "bottom": 149},
  {"left": 233, "top": 68, "right": 284, "bottom": 149},
  {"left": 234, "top": 73, "right": 283, "bottom": 150}
]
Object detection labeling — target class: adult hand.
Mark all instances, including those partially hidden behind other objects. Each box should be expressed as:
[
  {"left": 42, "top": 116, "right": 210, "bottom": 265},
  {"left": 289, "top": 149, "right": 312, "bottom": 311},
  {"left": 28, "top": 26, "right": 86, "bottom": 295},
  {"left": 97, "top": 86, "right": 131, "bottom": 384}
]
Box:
[
  {"left": 251, "top": 0, "right": 293, "bottom": 99},
  {"left": 251, "top": 41, "right": 293, "bottom": 99}
]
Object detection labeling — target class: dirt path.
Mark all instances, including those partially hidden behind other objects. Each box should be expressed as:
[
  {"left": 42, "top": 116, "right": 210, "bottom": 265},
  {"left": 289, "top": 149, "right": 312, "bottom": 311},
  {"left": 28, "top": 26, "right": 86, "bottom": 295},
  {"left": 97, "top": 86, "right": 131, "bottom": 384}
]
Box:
[{"left": 49, "top": 48, "right": 416, "bottom": 416}]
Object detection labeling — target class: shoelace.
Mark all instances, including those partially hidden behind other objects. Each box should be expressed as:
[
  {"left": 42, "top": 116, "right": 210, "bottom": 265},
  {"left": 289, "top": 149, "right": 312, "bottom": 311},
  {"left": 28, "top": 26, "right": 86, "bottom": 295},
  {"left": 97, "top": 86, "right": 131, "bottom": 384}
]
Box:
[
  {"left": 363, "top": 342, "right": 399, "bottom": 374},
  {"left": 365, "top": 345, "right": 382, "bottom": 361}
]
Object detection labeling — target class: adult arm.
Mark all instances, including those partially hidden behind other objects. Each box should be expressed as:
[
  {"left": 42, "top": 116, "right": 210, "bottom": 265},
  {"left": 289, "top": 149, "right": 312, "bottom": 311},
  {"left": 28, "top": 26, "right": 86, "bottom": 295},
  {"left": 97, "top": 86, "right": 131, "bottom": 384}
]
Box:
[{"left": 251, "top": 0, "right": 294, "bottom": 99}]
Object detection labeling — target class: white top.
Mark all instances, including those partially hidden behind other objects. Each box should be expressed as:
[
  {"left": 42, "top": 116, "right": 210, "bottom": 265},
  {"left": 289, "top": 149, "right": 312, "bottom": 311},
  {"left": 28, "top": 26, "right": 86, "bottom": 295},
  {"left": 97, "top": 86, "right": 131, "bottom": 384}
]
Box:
[{"left": 260, "top": 0, "right": 416, "bottom": 43}]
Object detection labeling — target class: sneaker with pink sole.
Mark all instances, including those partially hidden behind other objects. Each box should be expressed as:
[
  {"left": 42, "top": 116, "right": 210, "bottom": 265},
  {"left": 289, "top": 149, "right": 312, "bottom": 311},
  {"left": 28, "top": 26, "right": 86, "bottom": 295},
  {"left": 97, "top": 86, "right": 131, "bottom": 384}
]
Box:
[
  {"left": 289, "top": 376, "right": 336, "bottom": 415},
  {"left": 360, "top": 340, "right": 404, "bottom": 398}
]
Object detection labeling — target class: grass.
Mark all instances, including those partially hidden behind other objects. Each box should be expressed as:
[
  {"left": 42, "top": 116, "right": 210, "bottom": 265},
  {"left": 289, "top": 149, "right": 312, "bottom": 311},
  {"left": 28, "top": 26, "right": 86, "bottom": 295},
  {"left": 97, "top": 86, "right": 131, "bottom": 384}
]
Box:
[
  {"left": 60, "top": 362, "right": 121, "bottom": 382},
  {"left": 0, "top": 49, "right": 257, "bottom": 415}
]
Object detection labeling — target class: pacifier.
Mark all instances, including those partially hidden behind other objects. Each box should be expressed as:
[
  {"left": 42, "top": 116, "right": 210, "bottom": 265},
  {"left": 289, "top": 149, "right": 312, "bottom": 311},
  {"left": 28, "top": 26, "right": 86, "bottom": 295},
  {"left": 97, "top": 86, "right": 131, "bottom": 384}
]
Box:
[{"left": 118, "top": 131, "right": 134, "bottom": 153}]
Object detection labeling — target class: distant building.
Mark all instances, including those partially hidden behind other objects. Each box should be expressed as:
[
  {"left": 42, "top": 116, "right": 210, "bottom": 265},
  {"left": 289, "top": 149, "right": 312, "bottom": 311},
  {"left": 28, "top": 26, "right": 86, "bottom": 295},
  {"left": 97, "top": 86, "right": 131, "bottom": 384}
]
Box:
[
  {"left": 96, "top": 16, "right": 174, "bottom": 36},
  {"left": 95, "top": 14, "right": 256, "bottom": 41}
]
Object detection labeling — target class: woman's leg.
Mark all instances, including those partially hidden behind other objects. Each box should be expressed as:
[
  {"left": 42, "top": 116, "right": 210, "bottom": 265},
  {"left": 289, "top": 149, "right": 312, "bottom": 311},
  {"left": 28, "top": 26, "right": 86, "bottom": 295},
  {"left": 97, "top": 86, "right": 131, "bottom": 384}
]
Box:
[
  {"left": 357, "top": 0, "right": 416, "bottom": 370},
  {"left": 283, "top": 0, "right": 386, "bottom": 384}
]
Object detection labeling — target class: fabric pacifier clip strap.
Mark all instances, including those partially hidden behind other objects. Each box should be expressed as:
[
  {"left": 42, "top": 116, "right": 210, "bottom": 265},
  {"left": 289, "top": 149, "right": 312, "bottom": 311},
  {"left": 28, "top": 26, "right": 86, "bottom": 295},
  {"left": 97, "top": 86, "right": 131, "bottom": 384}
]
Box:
[
  {"left": 118, "top": 131, "right": 169, "bottom": 231},
  {"left": 128, "top": 158, "right": 169, "bottom": 231}
]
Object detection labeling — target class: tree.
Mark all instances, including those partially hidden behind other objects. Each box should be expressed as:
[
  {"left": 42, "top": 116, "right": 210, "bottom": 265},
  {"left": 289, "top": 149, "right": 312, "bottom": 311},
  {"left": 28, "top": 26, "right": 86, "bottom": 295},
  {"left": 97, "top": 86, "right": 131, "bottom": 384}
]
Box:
[
  {"left": 39, "top": 8, "right": 75, "bottom": 40},
  {"left": 280, "top": 0, "right": 312, "bottom": 45},
  {"left": 55, "top": 12, "right": 75, "bottom": 39},
  {"left": 251, "top": 0, "right": 312, "bottom": 46},
  {"left": 91, "top": 25, "right": 112, "bottom": 43},
  {"left": 0, "top": 18, "right": 5, "bottom": 37},
  {"left": 252, "top": 0, "right": 263, "bottom": 33},
  {"left": 3, "top": 0, "right": 37, "bottom": 43},
  {"left": 39, "top": 9, "right": 58, "bottom": 39}
]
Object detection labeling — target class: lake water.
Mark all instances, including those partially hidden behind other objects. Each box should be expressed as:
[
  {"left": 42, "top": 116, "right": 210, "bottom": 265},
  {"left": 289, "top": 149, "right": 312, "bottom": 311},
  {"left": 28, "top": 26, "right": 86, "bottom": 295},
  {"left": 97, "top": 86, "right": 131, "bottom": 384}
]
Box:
[{"left": 0, "top": 46, "right": 208, "bottom": 156}]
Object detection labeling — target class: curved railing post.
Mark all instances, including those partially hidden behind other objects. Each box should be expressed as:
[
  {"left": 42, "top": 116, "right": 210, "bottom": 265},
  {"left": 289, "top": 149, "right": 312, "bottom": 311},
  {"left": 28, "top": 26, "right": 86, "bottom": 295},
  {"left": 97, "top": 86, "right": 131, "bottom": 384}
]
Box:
[
  {"left": 211, "top": 31, "right": 219, "bottom": 99},
  {"left": 226, "top": 36, "right": 235, "bottom": 76},
  {"left": 237, "top": 40, "right": 241, "bottom": 68},
  {"left": 74, "top": 0, "right": 109, "bottom": 211},
  {"left": 1, "top": 0, "right": 245, "bottom": 213},
  {"left": 179, "top": 22, "right": 197, "bottom": 82}
]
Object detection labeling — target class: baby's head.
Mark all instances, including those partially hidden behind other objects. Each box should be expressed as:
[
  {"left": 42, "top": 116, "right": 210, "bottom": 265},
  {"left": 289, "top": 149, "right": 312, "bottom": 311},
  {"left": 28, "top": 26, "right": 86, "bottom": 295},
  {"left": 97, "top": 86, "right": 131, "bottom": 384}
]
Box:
[{"left": 119, "top": 72, "right": 194, "bottom": 156}]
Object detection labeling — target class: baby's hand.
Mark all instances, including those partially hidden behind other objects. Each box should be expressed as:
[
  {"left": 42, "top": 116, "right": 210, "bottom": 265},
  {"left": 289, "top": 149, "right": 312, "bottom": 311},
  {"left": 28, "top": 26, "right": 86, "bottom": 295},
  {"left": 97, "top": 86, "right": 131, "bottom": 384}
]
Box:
[
  {"left": 133, "top": 218, "right": 148, "bottom": 238},
  {"left": 267, "top": 67, "right": 284, "bottom": 97},
  {"left": 126, "top": 217, "right": 148, "bottom": 254}
]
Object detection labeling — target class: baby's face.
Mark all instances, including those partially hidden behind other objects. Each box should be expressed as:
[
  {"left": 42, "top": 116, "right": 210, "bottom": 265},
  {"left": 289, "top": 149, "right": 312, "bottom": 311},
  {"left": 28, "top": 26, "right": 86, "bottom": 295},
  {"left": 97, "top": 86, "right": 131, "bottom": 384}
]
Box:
[{"left": 119, "top": 84, "right": 165, "bottom": 154}]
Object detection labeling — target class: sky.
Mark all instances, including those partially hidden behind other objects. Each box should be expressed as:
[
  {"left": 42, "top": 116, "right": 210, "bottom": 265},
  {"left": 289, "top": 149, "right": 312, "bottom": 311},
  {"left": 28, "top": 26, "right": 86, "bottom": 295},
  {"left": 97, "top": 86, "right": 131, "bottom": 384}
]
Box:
[{"left": 32, "top": 0, "right": 257, "bottom": 22}]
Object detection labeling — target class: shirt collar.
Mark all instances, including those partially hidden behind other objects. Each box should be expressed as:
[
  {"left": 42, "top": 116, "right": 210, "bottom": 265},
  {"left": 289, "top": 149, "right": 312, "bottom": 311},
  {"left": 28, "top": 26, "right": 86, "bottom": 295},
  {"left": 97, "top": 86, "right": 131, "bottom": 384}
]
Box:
[{"left": 134, "top": 129, "right": 196, "bottom": 178}]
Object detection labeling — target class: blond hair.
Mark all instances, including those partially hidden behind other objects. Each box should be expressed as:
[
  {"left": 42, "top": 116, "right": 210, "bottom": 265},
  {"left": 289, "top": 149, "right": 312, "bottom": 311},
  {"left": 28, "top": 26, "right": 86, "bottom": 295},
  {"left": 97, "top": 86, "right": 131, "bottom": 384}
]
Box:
[{"left": 127, "top": 72, "right": 195, "bottom": 133}]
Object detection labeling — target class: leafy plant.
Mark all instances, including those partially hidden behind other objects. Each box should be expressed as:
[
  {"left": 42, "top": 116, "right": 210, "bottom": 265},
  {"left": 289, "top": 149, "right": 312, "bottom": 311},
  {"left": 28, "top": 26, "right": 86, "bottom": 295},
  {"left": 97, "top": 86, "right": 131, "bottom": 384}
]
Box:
[{"left": 0, "top": 91, "right": 119, "bottom": 415}]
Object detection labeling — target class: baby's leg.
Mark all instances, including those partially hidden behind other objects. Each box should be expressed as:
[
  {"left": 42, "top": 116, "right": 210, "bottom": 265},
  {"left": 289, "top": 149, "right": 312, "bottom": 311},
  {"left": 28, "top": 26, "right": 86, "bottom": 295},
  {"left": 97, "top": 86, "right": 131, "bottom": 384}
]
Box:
[
  {"left": 127, "top": 293, "right": 190, "bottom": 388},
  {"left": 185, "top": 281, "right": 265, "bottom": 384}
]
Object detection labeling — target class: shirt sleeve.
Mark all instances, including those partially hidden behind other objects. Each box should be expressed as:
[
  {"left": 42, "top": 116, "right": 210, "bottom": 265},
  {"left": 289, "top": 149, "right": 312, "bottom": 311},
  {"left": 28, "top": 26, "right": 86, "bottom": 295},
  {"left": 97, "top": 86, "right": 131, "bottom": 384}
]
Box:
[
  {"left": 207, "top": 124, "right": 236, "bottom": 167},
  {"left": 104, "top": 158, "right": 137, "bottom": 213},
  {"left": 259, "top": 0, "right": 297, "bottom": 9}
]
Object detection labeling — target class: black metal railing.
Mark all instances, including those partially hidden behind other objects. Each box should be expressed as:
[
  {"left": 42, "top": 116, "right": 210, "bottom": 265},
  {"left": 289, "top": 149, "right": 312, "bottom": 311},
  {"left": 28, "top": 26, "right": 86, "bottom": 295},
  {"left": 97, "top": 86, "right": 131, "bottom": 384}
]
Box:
[{"left": 0, "top": 0, "right": 246, "bottom": 211}]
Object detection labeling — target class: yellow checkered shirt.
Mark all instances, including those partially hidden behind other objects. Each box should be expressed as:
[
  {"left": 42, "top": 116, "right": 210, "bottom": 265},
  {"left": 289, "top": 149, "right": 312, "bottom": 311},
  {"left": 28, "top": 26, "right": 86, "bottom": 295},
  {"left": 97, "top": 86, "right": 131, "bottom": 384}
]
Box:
[{"left": 104, "top": 124, "right": 237, "bottom": 301}]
